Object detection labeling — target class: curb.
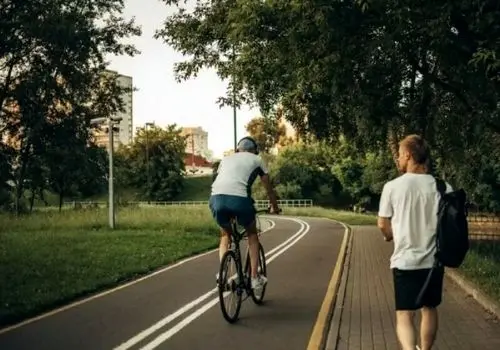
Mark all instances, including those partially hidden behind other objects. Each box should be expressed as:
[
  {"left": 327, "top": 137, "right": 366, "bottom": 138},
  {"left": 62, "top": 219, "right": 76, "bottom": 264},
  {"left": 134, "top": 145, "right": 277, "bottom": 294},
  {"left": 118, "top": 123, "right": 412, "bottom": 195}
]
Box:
[
  {"left": 325, "top": 224, "right": 354, "bottom": 350},
  {"left": 306, "top": 219, "right": 352, "bottom": 350},
  {"left": 445, "top": 268, "right": 500, "bottom": 320}
]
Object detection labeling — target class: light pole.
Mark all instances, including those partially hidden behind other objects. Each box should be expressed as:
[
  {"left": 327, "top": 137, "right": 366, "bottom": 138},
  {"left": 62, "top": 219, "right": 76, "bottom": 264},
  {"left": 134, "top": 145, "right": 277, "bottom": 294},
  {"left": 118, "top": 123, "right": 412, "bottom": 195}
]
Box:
[
  {"left": 90, "top": 116, "right": 122, "bottom": 229},
  {"left": 144, "top": 122, "right": 154, "bottom": 201},
  {"left": 232, "top": 46, "right": 238, "bottom": 151}
]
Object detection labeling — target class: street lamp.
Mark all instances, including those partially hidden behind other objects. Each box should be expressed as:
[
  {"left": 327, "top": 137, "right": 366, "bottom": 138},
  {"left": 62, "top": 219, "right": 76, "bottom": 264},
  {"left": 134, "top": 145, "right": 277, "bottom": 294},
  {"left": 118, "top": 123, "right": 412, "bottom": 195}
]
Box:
[
  {"left": 145, "top": 122, "right": 155, "bottom": 203},
  {"left": 231, "top": 45, "right": 238, "bottom": 151},
  {"left": 90, "top": 116, "right": 123, "bottom": 229}
]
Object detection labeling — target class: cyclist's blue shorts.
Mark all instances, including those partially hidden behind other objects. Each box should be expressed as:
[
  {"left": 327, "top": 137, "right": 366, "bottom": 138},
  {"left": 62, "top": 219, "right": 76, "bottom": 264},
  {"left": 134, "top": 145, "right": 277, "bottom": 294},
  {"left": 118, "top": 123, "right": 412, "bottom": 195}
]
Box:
[{"left": 209, "top": 194, "right": 256, "bottom": 228}]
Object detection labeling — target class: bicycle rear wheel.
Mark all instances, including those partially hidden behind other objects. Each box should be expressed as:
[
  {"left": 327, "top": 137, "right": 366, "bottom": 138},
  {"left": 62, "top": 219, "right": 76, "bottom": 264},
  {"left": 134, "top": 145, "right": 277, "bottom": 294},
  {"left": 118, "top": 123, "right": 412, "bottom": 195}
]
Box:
[
  {"left": 245, "top": 243, "right": 267, "bottom": 304},
  {"left": 218, "top": 250, "right": 243, "bottom": 323}
]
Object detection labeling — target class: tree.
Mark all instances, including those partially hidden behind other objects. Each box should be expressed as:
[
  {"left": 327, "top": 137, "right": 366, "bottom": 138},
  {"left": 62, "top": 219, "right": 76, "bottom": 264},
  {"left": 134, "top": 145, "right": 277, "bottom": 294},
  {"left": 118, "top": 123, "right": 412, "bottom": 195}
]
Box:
[
  {"left": 0, "top": 0, "right": 141, "bottom": 213},
  {"left": 0, "top": 143, "right": 14, "bottom": 209},
  {"left": 245, "top": 116, "right": 286, "bottom": 153},
  {"left": 158, "top": 0, "right": 500, "bottom": 211},
  {"left": 43, "top": 118, "right": 86, "bottom": 210},
  {"left": 157, "top": 0, "right": 499, "bottom": 147},
  {"left": 117, "top": 125, "right": 186, "bottom": 201},
  {"left": 77, "top": 145, "right": 108, "bottom": 199},
  {"left": 254, "top": 141, "right": 342, "bottom": 205}
]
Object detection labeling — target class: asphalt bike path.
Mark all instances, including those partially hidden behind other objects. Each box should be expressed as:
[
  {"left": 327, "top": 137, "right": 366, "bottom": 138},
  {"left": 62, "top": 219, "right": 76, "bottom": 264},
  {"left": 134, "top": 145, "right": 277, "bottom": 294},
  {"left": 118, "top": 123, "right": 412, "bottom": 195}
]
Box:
[{"left": 0, "top": 216, "right": 345, "bottom": 350}]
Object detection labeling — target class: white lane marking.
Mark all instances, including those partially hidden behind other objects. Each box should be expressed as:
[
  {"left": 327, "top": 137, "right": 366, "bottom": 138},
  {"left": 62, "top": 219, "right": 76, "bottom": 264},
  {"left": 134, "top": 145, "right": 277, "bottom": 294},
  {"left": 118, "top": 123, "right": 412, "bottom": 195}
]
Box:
[
  {"left": 0, "top": 219, "right": 275, "bottom": 335},
  {"left": 114, "top": 218, "right": 310, "bottom": 350},
  {"left": 113, "top": 217, "right": 304, "bottom": 350},
  {"left": 140, "top": 219, "right": 311, "bottom": 350}
]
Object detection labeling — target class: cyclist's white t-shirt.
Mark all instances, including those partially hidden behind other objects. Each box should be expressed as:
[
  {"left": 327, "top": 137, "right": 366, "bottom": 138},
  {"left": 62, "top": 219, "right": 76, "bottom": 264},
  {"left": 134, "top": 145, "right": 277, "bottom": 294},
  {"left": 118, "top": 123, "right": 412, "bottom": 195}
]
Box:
[
  {"left": 211, "top": 152, "right": 268, "bottom": 198},
  {"left": 378, "top": 173, "right": 452, "bottom": 270}
]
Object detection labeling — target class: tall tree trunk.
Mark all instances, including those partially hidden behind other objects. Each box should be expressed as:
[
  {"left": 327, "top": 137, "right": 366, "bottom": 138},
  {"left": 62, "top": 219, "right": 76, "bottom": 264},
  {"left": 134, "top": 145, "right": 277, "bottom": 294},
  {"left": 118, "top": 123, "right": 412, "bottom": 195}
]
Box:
[
  {"left": 14, "top": 147, "right": 29, "bottom": 216},
  {"left": 58, "top": 191, "right": 64, "bottom": 212},
  {"left": 29, "top": 188, "right": 35, "bottom": 213},
  {"left": 39, "top": 189, "right": 49, "bottom": 206},
  {"left": 387, "top": 124, "right": 402, "bottom": 168}
]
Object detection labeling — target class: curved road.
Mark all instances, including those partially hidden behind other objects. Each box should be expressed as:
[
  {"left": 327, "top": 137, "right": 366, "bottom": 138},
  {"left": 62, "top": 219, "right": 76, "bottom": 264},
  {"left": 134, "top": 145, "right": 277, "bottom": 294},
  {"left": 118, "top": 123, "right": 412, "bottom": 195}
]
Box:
[{"left": 0, "top": 217, "right": 346, "bottom": 350}]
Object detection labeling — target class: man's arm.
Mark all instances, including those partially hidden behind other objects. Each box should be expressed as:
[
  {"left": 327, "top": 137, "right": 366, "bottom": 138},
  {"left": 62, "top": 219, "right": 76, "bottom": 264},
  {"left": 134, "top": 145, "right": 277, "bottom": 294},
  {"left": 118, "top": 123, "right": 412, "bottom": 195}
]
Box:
[
  {"left": 377, "top": 182, "right": 393, "bottom": 241},
  {"left": 211, "top": 160, "right": 222, "bottom": 183},
  {"left": 257, "top": 158, "right": 279, "bottom": 213},
  {"left": 260, "top": 174, "right": 279, "bottom": 212}
]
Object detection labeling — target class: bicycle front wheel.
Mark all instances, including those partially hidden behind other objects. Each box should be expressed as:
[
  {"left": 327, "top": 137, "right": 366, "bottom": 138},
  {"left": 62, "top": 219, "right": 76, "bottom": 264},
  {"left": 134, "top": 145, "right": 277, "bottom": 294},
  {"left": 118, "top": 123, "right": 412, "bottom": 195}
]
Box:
[
  {"left": 245, "top": 243, "right": 267, "bottom": 305},
  {"left": 218, "top": 250, "right": 243, "bottom": 323}
]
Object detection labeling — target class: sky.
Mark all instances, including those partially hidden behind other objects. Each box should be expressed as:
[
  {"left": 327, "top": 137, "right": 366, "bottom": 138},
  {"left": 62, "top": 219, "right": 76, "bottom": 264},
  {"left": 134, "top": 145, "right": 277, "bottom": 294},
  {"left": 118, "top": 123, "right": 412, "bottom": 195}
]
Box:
[{"left": 106, "top": 0, "right": 260, "bottom": 158}]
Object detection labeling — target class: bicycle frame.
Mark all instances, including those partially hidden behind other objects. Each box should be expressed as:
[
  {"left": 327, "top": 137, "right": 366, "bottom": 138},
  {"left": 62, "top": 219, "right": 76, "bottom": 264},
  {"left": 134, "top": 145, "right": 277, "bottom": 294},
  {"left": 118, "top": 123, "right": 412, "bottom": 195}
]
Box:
[
  {"left": 227, "top": 208, "right": 269, "bottom": 294},
  {"left": 217, "top": 207, "right": 275, "bottom": 323}
]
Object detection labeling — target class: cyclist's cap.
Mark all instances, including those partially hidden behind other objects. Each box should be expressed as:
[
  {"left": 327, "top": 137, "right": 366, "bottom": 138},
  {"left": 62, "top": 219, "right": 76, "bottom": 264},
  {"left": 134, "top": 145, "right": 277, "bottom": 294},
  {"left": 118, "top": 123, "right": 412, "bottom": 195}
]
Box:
[{"left": 237, "top": 138, "right": 257, "bottom": 152}]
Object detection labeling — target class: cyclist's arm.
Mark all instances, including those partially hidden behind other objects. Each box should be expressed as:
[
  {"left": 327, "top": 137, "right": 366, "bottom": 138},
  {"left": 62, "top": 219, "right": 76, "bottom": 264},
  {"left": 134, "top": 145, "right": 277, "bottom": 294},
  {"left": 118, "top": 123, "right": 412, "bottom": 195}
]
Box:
[
  {"left": 257, "top": 159, "right": 279, "bottom": 213},
  {"left": 260, "top": 174, "right": 279, "bottom": 211},
  {"left": 211, "top": 160, "right": 222, "bottom": 183}
]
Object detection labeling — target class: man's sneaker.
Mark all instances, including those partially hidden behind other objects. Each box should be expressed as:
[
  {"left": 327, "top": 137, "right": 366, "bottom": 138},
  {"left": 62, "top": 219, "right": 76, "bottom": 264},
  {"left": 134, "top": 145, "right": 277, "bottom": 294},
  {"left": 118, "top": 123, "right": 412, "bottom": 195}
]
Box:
[{"left": 251, "top": 275, "right": 268, "bottom": 291}]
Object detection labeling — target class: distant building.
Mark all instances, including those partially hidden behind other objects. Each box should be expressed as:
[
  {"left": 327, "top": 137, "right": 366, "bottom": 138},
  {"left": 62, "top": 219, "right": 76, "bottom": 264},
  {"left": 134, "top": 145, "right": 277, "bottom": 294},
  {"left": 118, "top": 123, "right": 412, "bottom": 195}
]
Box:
[
  {"left": 93, "top": 71, "right": 133, "bottom": 148},
  {"left": 184, "top": 152, "right": 212, "bottom": 177},
  {"left": 223, "top": 149, "right": 235, "bottom": 157},
  {"left": 180, "top": 126, "right": 209, "bottom": 157}
]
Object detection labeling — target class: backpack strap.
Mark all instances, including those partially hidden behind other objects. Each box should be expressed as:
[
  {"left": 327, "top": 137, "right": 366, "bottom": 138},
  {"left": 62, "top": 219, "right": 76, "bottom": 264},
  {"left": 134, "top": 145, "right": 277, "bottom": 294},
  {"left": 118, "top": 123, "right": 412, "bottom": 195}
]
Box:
[
  {"left": 435, "top": 177, "right": 446, "bottom": 197},
  {"left": 416, "top": 177, "right": 446, "bottom": 307}
]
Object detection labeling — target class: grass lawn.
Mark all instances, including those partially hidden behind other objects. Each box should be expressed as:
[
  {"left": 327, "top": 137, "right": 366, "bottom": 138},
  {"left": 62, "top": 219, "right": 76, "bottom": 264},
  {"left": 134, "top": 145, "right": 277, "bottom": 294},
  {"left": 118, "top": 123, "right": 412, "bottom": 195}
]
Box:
[
  {"left": 0, "top": 206, "right": 218, "bottom": 327},
  {"left": 176, "top": 176, "right": 212, "bottom": 201},
  {"left": 459, "top": 240, "right": 500, "bottom": 303},
  {"left": 283, "top": 206, "right": 377, "bottom": 225}
]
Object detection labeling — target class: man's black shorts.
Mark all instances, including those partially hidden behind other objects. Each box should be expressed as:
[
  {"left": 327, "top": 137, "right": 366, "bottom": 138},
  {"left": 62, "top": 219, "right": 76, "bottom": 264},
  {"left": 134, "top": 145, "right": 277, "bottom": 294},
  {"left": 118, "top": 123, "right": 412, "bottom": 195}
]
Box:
[{"left": 392, "top": 266, "right": 444, "bottom": 311}]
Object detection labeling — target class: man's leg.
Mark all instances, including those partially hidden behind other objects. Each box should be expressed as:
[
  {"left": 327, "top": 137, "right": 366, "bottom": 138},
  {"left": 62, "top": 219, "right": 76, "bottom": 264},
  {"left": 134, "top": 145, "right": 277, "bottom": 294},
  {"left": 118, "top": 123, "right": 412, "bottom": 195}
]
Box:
[
  {"left": 245, "top": 221, "right": 267, "bottom": 289},
  {"left": 396, "top": 310, "right": 417, "bottom": 350},
  {"left": 238, "top": 199, "right": 266, "bottom": 289},
  {"left": 419, "top": 267, "right": 444, "bottom": 350},
  {"left": 420, "top": 307, "right": 438, "bottom": 350},
  {"left": 209, "top": 195, "right": 232, "bottom": 278},
  {"left": 393, "top": 268, "right": 419, "bottom": 350},
  {"left": 219, "top": 227, "right": 232, "bottom": 262},
  {"left": 245, "top": 220, "right": 259, "bottom": 278}
]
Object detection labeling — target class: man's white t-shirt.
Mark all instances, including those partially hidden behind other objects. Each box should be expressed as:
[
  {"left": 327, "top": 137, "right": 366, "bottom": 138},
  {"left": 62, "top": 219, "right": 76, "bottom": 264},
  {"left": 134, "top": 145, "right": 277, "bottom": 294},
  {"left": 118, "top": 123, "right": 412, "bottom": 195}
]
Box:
[
  {"left": 211, "top": 152, "right": 268, "bottom": 198},
  {"left": 378, "top": 173, "right": 452, "bottom": 270}
]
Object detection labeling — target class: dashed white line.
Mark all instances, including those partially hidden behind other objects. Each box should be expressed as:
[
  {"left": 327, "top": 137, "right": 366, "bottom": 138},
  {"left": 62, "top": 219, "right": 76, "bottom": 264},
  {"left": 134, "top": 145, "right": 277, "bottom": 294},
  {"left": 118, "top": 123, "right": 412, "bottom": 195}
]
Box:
[{"left": 114, "top": 217, "right": 310, "bottom": 350}]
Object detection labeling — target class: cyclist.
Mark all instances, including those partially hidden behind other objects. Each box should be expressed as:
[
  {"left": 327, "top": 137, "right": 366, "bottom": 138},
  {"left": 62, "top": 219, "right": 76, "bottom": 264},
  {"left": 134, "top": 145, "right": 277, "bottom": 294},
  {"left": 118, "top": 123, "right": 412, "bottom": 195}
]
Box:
[{"left": 210, "top": 136, "right": 280, "bottom": 292}]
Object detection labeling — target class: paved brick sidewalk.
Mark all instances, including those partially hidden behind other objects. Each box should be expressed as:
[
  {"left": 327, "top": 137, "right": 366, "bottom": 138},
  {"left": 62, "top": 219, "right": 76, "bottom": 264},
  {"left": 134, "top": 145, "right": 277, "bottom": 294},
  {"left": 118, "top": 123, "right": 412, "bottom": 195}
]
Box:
[{"left": 328, "top": 226, "right": 500, "bottom": 350}]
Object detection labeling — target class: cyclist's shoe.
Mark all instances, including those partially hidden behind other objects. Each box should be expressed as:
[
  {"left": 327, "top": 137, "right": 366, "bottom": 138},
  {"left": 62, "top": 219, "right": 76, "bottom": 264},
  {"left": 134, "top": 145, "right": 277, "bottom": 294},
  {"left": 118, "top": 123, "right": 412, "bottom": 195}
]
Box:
[{"left": 251, "top": 275, "right": 268, "bottom": 291}]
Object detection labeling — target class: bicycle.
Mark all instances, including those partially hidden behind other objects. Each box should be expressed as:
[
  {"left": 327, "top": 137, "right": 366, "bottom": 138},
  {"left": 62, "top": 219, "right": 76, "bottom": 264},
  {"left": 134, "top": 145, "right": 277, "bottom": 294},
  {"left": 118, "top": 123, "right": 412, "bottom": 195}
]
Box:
[{"left": 217, "top": 207, "right": 275, "bottom": 323}]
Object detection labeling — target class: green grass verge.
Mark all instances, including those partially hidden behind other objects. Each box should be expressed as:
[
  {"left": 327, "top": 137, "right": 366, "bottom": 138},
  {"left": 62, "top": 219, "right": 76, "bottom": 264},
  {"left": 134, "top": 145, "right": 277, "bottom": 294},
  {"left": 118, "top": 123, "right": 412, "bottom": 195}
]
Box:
[
  {"left": 283, "top": 206, "right": 377, "bottom": 225},
  {"left": 175, "top": 176, "right": 212, "bottom": 201},
  {"left": 459, "top": 241, "right": 500, "bottom": 303},
  {"left": 0, "top": 206, "right": 218, "bottom": 327}
]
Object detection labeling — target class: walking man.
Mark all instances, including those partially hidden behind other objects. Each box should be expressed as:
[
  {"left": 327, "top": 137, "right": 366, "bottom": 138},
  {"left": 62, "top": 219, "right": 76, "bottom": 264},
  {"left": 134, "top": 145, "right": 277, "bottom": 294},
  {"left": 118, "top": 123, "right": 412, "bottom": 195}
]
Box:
[{"left": 377, "top": 134, "right": 452, "bottom": 350}]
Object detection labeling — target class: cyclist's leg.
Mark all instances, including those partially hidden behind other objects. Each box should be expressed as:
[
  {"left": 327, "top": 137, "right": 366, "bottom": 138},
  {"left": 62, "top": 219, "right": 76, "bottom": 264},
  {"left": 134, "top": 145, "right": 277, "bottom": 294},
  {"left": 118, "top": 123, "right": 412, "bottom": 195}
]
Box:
[
  {"left": 209, "top": 195, "right": 233, "bottom": 261},
  {"left": 235, "top": 197, "right": 266, "bottom": 289},
  {"left": 245, "top": 220, "right": 259, "bottom": 278}
]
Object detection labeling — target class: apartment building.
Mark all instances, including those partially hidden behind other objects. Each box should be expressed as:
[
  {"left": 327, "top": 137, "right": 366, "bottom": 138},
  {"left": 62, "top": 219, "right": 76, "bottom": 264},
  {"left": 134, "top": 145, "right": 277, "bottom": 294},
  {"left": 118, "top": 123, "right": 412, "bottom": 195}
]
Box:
[
  {"left": 180, "top": 126, "right": 209, "bottom": 157},
  {"left": 93, "top": 71, "right": 133, "bottom": 149}
]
